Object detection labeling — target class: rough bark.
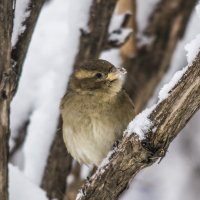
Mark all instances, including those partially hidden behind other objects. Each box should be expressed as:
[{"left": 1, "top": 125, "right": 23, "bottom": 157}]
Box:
[
  {"left": 0, "top": 1, "right": 13, "bottom": 199},
  {"left": 41, "top": 1, "right": 117, "bottom": 199},
  {"left": 76, "top": 51, "right": 200, "bottom": 200},
  {"left": 74, "top": 0, "right": 117, "bottom": 65},
  {"left": 0, "top": 1, "right": 45, "bottom": 199},
  {"left": 124, "top": 0, "right": 197, "bottom": 113}
]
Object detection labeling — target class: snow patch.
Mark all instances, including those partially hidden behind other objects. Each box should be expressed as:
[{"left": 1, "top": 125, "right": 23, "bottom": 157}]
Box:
[
  {"left": 76, "top": 189, "right": 85, "bottom": 200},
  {"left": 126, "top": 106, "right": 155, "bottom": 139},
  {"left": 185, "top": 34, "right": 200, "bottom": 65},
  {"left": 185, "top": 3, "right": 200, "bottom": 65},
  {"left": 100, "top": 49, "right": 122, "bottom": 66},
  {"left": 12, "top": 0, "right": 31, "bottom": 47},
  {"left": 9, "top": 164, "right": 48, "bottom": 200},
  {"left": 98, "top": 149, "right": 116, "bottom": 171},
  {"left": 109, "top": 12, "right": 131, "bottom": 33},
  {"left": 158, "top": 2, "right": 200, "bottom": 101},
  {"left": 158, "top": 66, "right": 188, "bottom": 101},
  {"left": 109, "top": 28, "right": 132, "bottom": 45}
]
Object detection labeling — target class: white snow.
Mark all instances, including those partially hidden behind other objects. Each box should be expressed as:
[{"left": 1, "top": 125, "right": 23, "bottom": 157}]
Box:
[
  {"left": 148, "top": 2, "right": 200, "bottom": 106},
  {"left": 98, "top": 148, "right": 116, "bottom": 171},
  {"left": 158, "top": 66, "right": 188, "bottom": 101},
  {"left": 12, "top": 0, "right": 30, "bottom": 47},
  {"left": 76, "top": 189, "right": 85, "bottom": 200},
  {"left": 158, "top": 2, "right": 200, "bottom": 102},
  {"left": 185, "top": 3, "right": 200, "bottom": 65},
  {"left": 109, "top": 12, "right": 130, "bottom": 33},
  {"left": 100, "top": 49, "right": 122, "bottom": 66},
  {"left": 100, "top": 11, "right": 126, "bottom": 67},
  {"left": 9, "top": 164, "right": 48, "bottom": 200},
  {"left": 185, "top": 34, "right": 200, "bottom": 65},
  {"left": 125, "top": 105, "right": 155, "bottom": 139},
  {"left": 109, "top": 28, "right": 132, "bottom": 45},
  {"left": 80, "top": 164, "right": 91, "bottom": 179},
  {"left": 10, "top": 0, "right": 92, "bottom": 185}
]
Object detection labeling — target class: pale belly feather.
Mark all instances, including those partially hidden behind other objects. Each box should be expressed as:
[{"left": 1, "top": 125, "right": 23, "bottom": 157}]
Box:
[{"left": 63, "top": 113, "right": 117, "bottom": 165}]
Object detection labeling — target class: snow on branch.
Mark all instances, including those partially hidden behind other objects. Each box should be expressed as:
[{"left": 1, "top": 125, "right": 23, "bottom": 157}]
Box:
[
  {"left": 12, "top": 0, "right": 31, "bottom": 47},
  {"left": 76, "top": 33, "right": 200, "bottom": 200},
  {"left": 11, "top": 0, "right": 45, "bottom": 94},
  {"left": 105, "top": 12, "right": 133, "bottom": 49}
]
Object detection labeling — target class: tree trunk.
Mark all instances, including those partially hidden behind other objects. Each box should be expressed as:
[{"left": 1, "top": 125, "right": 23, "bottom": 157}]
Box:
[
  {"left": 0, "top": 1, "right": 45, "bottom": 199},
  {"left": 0, "top": 1, "right": 13, "bottom": 199}
]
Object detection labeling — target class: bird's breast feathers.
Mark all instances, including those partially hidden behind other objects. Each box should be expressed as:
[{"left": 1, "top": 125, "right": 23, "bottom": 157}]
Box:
[
  {"left": 61, "top": 91, "right": 134, "bottom": 165},
  {"left": 62, "top": 111, "right": 117, "bottom": 165}
]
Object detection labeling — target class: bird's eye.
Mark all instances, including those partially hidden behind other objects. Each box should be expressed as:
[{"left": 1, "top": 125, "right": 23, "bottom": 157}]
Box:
[{"left": 95, "top": 73, "right": 103, "bottom": 79}]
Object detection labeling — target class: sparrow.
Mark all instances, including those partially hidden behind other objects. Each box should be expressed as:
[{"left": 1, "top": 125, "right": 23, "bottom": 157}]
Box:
[{"left": 60, "top": 59, "right": 135, "bottom": 166}]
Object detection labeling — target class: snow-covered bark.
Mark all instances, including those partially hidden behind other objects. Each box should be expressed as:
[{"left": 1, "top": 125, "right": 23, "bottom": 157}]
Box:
[{"left": 123, "top": 4, "right": 200, "bottom": 199}]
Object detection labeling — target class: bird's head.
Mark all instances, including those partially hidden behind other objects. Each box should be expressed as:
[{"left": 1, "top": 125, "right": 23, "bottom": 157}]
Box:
[{"left": 68, "top": 59, "right": 126, "bottom": 97}]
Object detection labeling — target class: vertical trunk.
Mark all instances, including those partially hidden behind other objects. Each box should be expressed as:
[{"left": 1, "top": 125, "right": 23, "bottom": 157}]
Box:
[{"left": 0, "top": 1, "right": 13, "bottom": 199}]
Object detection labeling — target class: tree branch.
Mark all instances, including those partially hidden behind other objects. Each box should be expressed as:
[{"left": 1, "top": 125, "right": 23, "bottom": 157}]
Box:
[
  {"left": 74, "top": 0, "right": 117, "bottom": 65},
  {"left": 76, "top": 52, "right": 200, "bottom": 199},
  {"left": 0, "top": 1, "right": 45, "bottom": 199},
  {"left": 0, "top": 1, "right": 14, "bottom": 199},
  {"left": 124, "top": 0, "right": 197, "bottom": 113}
]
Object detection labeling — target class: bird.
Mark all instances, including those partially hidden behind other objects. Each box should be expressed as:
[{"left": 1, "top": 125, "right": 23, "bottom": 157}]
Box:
[{"left": 60, "top": 59, "right": 135, "bottom": 166}]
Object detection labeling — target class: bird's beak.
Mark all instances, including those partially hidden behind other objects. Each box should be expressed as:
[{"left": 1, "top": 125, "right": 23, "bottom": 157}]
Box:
[{"left": 106, "top": 67, "right": 127, "bottom": 81}]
